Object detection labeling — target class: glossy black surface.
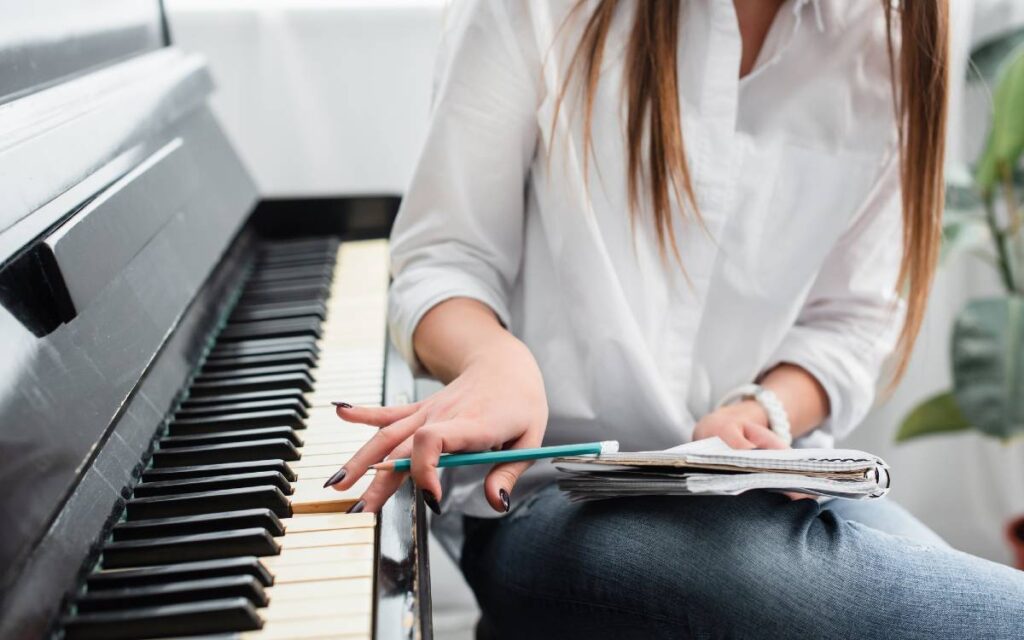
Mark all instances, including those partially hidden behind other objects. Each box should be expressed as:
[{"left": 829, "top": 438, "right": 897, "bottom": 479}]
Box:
[{"left": 0, "top": 0, "right": 164, "bottom": 105}]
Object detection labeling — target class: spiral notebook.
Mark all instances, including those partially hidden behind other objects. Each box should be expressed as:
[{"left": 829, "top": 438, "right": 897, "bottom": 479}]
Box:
[{"left": 554, "top": 437, "right": 890, "bottom": 501}]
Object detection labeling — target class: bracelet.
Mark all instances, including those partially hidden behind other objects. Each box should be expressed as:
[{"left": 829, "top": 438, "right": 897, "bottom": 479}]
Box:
[{"left": 716, "top": 384, "right": 793, "bottom": 446}]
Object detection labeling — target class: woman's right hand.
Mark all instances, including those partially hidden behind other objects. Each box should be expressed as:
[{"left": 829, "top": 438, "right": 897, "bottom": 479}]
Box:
[{"left": 327, "top": 324, "right": 548, "bottom": 514}]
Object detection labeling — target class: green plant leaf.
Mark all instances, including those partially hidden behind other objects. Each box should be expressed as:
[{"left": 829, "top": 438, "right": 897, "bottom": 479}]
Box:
[
  {"left": 969, "top": 28, "right": 1024, "bottom": 83},
  {"left": 896, "top": 391, "right": 972, "bottom": 442},
  {"left": 975, "top": 46, "right": 1024, "bottom": 197},
  {"left": 942, "top": 208, "right": 991, "bottom": 264},
  {"left": 951, "top": 296, "right": 1024, "bottom": 439}
]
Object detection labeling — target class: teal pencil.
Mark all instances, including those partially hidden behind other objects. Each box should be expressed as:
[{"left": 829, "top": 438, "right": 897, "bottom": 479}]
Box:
[{"left": 370, "top": 440, "right": 620, "bottom": 472}]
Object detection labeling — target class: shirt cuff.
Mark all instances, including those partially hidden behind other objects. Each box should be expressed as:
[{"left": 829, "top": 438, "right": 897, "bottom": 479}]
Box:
[
  {"left": 388, "top": 267, "right": 512, "bottom": 375},
  {"left": 759, "top": 326, "right": 876, "bottom": 442}
]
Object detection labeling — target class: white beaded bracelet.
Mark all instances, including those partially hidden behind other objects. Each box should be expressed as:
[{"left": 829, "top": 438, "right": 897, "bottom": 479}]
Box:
[{"left": 716, "top": 383, "right": 793, "bottom": 446}]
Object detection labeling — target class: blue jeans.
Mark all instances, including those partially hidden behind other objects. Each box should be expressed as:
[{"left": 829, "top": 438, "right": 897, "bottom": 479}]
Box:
[{"left": 460, "top": 485, "right": 1024, "bottom": 639}]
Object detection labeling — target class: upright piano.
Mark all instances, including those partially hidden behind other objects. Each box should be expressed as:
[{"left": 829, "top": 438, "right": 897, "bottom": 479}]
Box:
[{"left": 0, "top": 2, "right": 431, "bottom": 638}]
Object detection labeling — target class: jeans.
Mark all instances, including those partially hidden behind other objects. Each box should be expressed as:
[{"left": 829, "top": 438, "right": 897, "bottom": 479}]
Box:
[{"left": 460, "top": 485, "right": 1024, "bottom": 639}]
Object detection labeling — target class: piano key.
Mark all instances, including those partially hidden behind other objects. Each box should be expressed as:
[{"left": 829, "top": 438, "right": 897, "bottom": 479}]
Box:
[
  {"left": 208, "top": 337, "right": 319, "bottom": 358},
  {"left": 188, "top": 372, "right": 314, "bottom": 396},
  {"left": 102, "top": 528, "right": 280, "bottom": 568},
  {"left": 88, "top": 557, "right": 273, "bottom": 591},
  {"left": 76, "top": 575, "right": 269, "bottom": 613},
  {"left": 181, "top": 388, "right": 310, "bottom": 409},
  {"left": 241, "top": 614, "right": 369, "bottom": 638},
  {"left": 246, "top": 266, "right": 333, "bottom": 284},
  {"left": 217, "top": 318, "right": 323, "bottom": 342},
  {"left": 264, "top": 576, "right": 371, "bottom": 602},
  {"left": 260, "top": 543, "right": 372, "bottom": 569},
  {"left": 132, "top": 471, "right": 293, "bottom": 498},
  {"left": 176, "top": 397, "right": 309, "bottom": 419},
  {"left": 62, "top": 597, "right": 262, "bottom": 640},
  {"left": 169, "top": 409, "right": 307, "bottom": 435},
  {"left": 289, "top": 476, "right": 371, "bottom": 513},
  {"left": 280, "top": 512, "right": 374, "bottom": 534},
  {"left": 160, "top": 427, "right": 303, "bottom": 449},
  {"left": 196, "top": 364, "right": 314, "bottom": 383},
  {"left": 142, "top": 460, "right": 297, "bottom": 483},
  {"left": 112, "top": 509, "right": 286, "bottom": 541},
  {"left": 260, "top": 595, "right": 369, "bottom": 620},
  {"left": 126, "top": 486, "right": 292, "bottom": 520},
  {"left": 243, "top": 278, "right": 333, "bottom": 295},
  {"left": 238, "top": 285, "right": 329, "bottom": 303},
  {"left": 150, "top": 438, "right": 300, "bottom": 467},
  {"left": 277, "top": 527, "right": 373, "bottom": 550},
  {"left": 199, "top": 352, "right": 318, "bottom": 374}
]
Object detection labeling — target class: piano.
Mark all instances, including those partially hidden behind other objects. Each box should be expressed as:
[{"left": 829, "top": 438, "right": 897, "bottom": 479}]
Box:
[{"left": 0, "top": 2, "right": 432, "bottom": 639}]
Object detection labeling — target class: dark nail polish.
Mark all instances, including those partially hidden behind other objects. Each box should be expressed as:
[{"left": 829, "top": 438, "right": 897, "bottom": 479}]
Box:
[
  {"left": 423, "top": 491, "right": 441, "bottom": 515},
  {"left": 499, "top": 488, "right": 511, "bottom": 513},
  {"left": 332, "top": 401, "right": 353, "bottom": 409},
  {"left": 346, "top": 499, "right": 366, "bottom": 514},
  {"left": 322, "top": 467, "right": 347, "bottom": 488}
]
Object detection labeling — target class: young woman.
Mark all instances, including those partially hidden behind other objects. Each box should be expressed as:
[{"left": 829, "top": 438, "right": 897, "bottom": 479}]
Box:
[{"left": 329, "top": 1, "right": 1024, "bottom": 636}]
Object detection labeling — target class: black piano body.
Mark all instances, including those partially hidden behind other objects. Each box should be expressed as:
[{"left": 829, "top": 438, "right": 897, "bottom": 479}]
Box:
[{"left": 0, "top": 1, "right": 430, "bottom": 638}]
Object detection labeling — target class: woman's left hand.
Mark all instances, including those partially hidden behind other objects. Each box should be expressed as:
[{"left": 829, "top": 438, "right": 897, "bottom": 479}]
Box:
[
  {"left": 692, "top": 400, "right": 788, "bottom": 450},
  {"left": 693, "top": 400, "right": 817, "bottom": 501}
]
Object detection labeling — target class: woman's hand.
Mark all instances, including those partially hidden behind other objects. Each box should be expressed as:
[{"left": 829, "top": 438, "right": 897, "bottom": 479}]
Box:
[
  {"left": 327, "top": 332, "right": 548, "bottom": 514},
  {"left": 692, "top": 400, "right": 788, "bottom": 450}
]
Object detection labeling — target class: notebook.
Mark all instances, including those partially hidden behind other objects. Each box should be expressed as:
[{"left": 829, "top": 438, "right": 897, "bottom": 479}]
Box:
[{"left": 554, "top": 437, "right": 890, "bottom": 501}]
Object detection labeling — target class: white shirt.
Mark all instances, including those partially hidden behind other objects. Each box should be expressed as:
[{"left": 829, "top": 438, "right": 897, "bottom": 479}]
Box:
[{"left": 388, "top": 0, "right": 905, "bottom": 524}]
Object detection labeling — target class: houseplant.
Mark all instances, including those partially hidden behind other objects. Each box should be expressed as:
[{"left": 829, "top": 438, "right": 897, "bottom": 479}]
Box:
[{"left": 896, "top": 32, "right": 1024, "bottom": 568}]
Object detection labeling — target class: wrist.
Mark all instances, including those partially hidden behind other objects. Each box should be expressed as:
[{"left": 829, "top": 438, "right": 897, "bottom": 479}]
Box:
[{"left": 728, "top": 399, "right": 770, "bottom": 428}]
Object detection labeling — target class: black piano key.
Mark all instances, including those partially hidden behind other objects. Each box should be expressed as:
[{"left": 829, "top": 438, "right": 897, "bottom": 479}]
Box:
[
  {"left": 199, "top": 352, "right": 318, "bottom": 374},
  {"left": 229, "top": 303, "right": 326, "bottom": 324},
  {"left": 160, "top": 427, "right": 303, "bottom": 449},
  {"left": 247, "top": 264, "right": 333, "bottom": 282},
  {"left": 176, "top": 397, "right": 309, "bottom": 419},
  {"left": 132, "top": 471, "right": 293, "bottom": 498},
  {"left": 208, "top": 336, "right": 319, "bottom": 358},
  {"left": 126, "top": 486, "right": 292, "bottom": 520},
  {"left": 76, "top": 575, "right": 269, "bottom": 613},
  {"left": 255, "top": 254, "right": 335, "bottom": 269},
  {"left": 261, "top": 236, "right": 338, "bottom": 252},
  {"left": 102, "top": 528, "right": 280, "bottom": 568},
  {"left": 150, "top": 438, "right": 300, "bottom": 468},
  {"left": 195, "top": 364, "right": 313, "bottom": 383},
  {"left": 180, "top": 388, "right": 310, "bottom": 409},
  {"left": 112, "top": 509, "right": 285, "bottom": 541},
  {"left": 87, "top": 557, "right": 273, "bottom": 591},
  {"left": 142, "top": 460, "right": 297, "bottom": 483},
  {"left": 169, "top": 410, "right": 306, "bottom": 435},
  {"left": 238, "top": 283, "right": 328, "bottom": 301},
  {"left": 187, "top": 372, "right": 314, "bottom": 397},
  {"left": 260, "top": 244, "right": 337, "bottom": 260},
  {"left": 62, "top": 597, "right": 262, "bottom": 639},
  {"left": 244, "top": 274, "right": 332, "bottom": 291},
  {"left": 217, "top": 317, "right": 323, "bottom": 342}
]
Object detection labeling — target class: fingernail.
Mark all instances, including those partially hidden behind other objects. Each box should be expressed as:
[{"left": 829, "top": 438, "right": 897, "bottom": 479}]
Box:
[
  {"left": 346, "top": 499, "right": 365, "bottom": 514},
  {"left": 423, "top": 491, "right": 441, "bottom": 515},
  {"left": 332, "top": 401, "right": 353, "bottom": 409},
  {"left": 322, "top": 467, "right": 347, "bottom": 488},
  {"left": 499, "top": 488, "right": 510, "bottom": 512}
]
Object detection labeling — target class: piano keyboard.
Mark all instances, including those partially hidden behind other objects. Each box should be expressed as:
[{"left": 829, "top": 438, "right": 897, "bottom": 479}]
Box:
[{"left": 62, "top": 238, "right": 391, "bottom": 640}]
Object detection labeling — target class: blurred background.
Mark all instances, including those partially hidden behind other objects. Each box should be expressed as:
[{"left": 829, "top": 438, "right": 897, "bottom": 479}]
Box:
[{"left": 164, "top": 1, "right": 1024, "bottom": 637}]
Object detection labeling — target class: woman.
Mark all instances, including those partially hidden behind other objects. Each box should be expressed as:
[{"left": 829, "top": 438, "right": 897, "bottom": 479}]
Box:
[{"left": 329, "top": 1, "right": 1024, "bottom": 637}]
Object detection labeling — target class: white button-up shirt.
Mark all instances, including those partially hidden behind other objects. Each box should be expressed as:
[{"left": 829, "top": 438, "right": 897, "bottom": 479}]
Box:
[{"left": 388, "top": 0, "right": 905, "bottom": 520}]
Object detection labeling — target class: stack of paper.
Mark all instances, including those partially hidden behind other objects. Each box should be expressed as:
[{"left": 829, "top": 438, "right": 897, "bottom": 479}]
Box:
[{"left": 555, "top": 437, "right": 890, "bottom": 501}]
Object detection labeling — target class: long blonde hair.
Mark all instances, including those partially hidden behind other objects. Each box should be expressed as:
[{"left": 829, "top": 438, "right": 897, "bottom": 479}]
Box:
[{"left": 553, "top": 1, "right": 949, "bottom": 385}]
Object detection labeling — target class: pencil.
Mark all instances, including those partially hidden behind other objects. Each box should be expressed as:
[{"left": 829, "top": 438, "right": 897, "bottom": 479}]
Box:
[{"left": 370, "top": 440, "right": 620, "bottom": 472}]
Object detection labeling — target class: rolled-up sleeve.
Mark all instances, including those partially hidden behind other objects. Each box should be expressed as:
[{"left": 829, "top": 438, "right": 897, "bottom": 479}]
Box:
[
  {"left": 761, "top": 149, "right": 906, "bottom": 440},
  {"left": 388, "top": 0, "right": 538, "bottom": 370}
]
